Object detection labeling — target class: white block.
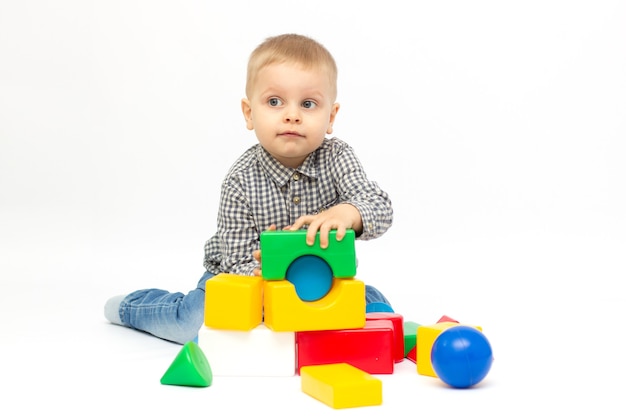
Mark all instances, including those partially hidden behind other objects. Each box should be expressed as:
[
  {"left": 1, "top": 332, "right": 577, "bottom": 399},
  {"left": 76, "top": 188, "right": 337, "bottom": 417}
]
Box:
[{"left": 197, "top": 323, "right": 295, "bottom": 376}]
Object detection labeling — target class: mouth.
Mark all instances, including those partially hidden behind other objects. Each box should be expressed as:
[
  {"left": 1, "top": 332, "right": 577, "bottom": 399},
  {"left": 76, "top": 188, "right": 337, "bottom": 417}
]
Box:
[{"left": 279, "top": 131, "right": 303, "bottom": 138}]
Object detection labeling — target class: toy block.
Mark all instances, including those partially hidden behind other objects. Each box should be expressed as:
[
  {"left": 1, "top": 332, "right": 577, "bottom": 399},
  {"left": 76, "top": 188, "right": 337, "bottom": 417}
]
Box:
[
  {"left": 406, "top": 346, "right": 416, "bottom": 363},
  {"left": 366, "top": 312, "right": 404, "bottom": 363},
  {"left": 403, "top": 321, "right": 420, "bottom": 358},
  {"left": 437, "top": 315, "right": 459, "bottom": 323},
  {"left": 263, "top": 277, "right": 366, "bottom": 332},
  {"left": 297, "top": 318, "right": 395, "bottom": 374},
  {"left": 203, "top": 273, "right": 263, "bottom": 331},
  {"left": 197, "top": 324, "right": 295, "bottom": 376},
  {"left": 160, "top": 341, "right": 212, "bottom": 387},
  {"left": 417, "top": 322, "right": 482, "bottom": 377},
  {"left": 300, "top": 363, "right": 382, "bottom": 409},
  {"left": 260, "top": 229, "right": 356, "bottom": 280}
]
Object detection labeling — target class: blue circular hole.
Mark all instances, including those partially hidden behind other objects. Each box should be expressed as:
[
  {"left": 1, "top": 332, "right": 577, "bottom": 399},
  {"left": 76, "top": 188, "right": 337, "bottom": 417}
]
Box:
[{"left": 285, "top": 255, "right": 333, "bottom": 302}]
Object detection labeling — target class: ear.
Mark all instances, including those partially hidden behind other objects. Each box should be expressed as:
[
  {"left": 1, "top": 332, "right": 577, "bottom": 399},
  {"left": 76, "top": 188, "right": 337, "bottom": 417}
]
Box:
[
  {"left": 241, "top": 98, "right": 254, "bottom": 130},
  {"left": 326, "top": 102, "right": 340, "bottom": 135}
]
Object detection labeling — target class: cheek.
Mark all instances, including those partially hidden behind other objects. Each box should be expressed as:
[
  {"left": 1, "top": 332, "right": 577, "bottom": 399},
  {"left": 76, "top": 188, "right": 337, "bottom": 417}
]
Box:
[{"left": 253, "top": 118, "right": 269, "bottom": 131}]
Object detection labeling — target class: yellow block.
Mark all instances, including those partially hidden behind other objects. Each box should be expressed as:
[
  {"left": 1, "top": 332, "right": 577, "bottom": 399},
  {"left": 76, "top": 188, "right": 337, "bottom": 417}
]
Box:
[
  {"left": 204, "top": 273, "right": 263, "bottom": 330},
  {"left": 301, "top": 363, "right": 382, "bottom": 409},
  {"left": 417, "top": 322, "right": 483, "bottom": 377},
  {"left": 263, "top": 278, "right": 365, "bottom": 332}
]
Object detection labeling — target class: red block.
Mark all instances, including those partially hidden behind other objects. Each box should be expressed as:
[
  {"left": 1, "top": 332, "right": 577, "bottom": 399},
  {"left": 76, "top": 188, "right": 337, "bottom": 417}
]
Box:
[
  {"left": 365, "top": 311, "right": 404, "bottom": 363},
  {"left": 296, "top": 319, "right": 395, "bottom": 374},
  {"left": 437, "top": 315, "right": 459, "bottom": 323}
]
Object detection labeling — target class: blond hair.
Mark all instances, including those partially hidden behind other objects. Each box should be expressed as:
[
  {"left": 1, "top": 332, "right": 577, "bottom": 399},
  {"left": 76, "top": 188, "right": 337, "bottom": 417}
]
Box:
[{"left": 245, "top": 34, "right": 338, "bottom": 100}]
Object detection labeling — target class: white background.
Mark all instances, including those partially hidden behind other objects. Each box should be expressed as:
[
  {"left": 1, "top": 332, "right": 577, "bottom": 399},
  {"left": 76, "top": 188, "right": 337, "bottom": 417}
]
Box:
[{"left": 1, "top": 1, "right": 624, "bottom": 417}]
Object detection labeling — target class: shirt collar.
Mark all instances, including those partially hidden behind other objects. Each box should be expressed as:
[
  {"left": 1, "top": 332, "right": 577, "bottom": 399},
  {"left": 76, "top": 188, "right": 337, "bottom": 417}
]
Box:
[{"left": 257, "top": 145, "right": 319, "bottom": 187}]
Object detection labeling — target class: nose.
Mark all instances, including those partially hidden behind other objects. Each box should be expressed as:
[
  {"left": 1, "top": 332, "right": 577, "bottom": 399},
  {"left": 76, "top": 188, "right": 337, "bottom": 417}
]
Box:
[{"left": 284, "top": 106, "right": 301, "bottom": 123}]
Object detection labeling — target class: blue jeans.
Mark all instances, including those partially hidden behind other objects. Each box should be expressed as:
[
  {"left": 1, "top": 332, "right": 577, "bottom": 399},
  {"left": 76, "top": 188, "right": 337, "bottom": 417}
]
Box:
[{"left": 119, "top": 271, "right": 392, "bottom": 344}]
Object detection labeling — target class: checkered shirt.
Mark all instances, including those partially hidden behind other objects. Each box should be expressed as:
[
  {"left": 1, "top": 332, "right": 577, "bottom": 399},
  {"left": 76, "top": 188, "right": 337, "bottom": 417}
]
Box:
[{"left": 203, "top": 137, "right": 393, "bottom": 276}]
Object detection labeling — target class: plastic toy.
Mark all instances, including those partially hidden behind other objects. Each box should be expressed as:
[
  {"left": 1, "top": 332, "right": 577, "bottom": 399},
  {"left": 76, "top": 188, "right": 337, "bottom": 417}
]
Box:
[
  {"left": 300, "top": 363, "right": 383, "bottom": 409},
  {"left": 204, "top": 273, "right": 263, "bottom": 330},
  {"left": 263, "top": 277, "right": 366, "bottom": 332},
  {"left": 406, "top": 346, "right": 417, "bottom": 363},
  {"left": 285, "top": 254, "right": 333, "bottom": 301},
  {"left": 260, "top": 229, "right": 356, "bottom": 280},
  {"left": 160, "top": 341, "right": 212, "bottom": 387},
  {"left": 417, "top": 322, "right": 482, "bottom": 377},
  {"left": 403, "top": 321, "right": 420, "bottom": 358},
  {"left": 366, "top": 312, "right": 405, "bottom": 363},
  {"left": 431, "top": 325, "right": 494, "bottom": 388},
  {"left": 297, "top": 318, "right": 395, "bottom": 374},
  {"left": 197, "top": 323, "right": 295, "bottom": 377},
  {"left": 437, "top": 314, "right": 459, "bottom": 323}
]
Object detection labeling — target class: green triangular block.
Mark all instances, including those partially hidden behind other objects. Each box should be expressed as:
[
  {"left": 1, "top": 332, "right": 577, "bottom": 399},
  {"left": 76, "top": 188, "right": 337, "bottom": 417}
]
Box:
[{"left": 160, "top": 341, "right": 212, "bottom": 387}]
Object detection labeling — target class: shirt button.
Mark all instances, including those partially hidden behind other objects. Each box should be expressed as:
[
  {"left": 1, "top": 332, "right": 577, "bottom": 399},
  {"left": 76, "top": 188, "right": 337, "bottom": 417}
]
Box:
[
  {"left": 293, "top": 196, "right": 301, "bottom": 204},
  {"left": 293, "top": 173, "right": 300, "bottom": 181}
]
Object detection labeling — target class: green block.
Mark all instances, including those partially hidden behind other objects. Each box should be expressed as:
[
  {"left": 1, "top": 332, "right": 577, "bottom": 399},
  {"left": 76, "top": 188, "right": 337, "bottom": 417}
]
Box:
[
  {"left": 160, "top": 341, "right": 213, "bottom": 387},
  {"left": 260, "top": 229, "right": 356, "bottom": 280},
  {"left": 403, "top": 321, "right": 421, "bottom": 357}
]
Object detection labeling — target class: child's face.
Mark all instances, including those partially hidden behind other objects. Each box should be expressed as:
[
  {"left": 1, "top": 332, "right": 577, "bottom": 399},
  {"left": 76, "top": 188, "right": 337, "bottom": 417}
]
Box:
[{"left": 241, "top": 62, "right": 339, "bottom": 168}]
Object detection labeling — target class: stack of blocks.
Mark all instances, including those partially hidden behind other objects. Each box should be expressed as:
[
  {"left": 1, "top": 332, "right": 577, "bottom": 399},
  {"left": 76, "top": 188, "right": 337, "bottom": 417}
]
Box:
[
  {"left": 192, "top": 229, "right": 488, "bottom": 406},
  {"left": 197, "top": 229, "right": 403, "bottom": 408}
]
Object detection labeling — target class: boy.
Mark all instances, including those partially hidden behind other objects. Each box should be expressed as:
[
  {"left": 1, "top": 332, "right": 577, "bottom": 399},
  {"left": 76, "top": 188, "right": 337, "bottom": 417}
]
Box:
[{"left": 104, "top": 34, "right": 394, "bottom": 344}]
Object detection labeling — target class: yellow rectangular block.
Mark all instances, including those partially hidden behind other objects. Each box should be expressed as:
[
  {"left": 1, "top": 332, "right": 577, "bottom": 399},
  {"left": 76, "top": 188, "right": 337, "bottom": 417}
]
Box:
[
  {"left": 204, "top": 273, "right": 263, "bottom": 330},
  {"left": 417, "top": 322, "right": 482, "bottom": 377},
  {"left": 263, "top": 278, "right": 365, "bottom": 332},
  {"left": 300, "top": 363, "right": 382, "bottom": 409}
]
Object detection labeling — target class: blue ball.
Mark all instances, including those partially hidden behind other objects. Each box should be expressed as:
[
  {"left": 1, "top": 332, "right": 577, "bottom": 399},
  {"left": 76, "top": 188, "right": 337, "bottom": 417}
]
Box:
[
  {"left": 431, "top": 325, "right": 493, "bottom": 388},
  {"left": 285, "top": 255, "right": 333, "bottom": 302}
]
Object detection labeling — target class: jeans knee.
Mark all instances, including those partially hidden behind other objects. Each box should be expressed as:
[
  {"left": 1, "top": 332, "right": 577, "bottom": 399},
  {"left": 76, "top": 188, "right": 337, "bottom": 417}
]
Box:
[
  {"left": 169, "top": 307, "right": 204, "bottom": 344},
  {"left": 365, "top": 285, "right": 391, "bottom": 306}
]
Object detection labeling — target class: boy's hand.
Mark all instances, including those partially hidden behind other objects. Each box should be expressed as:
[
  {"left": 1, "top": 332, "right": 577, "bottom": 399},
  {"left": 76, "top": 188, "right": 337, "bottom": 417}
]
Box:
[
  {"left": 253, "top": 224, "right": 277, "bottom": 276},
  {"left": 252, "top": 250, "right": 262, "bottom": 276},
  {"left": 286, "top": 203, "right": 362, "bottom": 248}
]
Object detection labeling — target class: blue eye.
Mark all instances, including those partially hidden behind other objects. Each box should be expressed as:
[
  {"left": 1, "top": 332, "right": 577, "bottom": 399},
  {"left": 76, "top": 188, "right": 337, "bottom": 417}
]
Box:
[
  {"left": 269, "top": 97, "right": 282, "bottom": 106},
  {"left": 302, "top": 100, "right": 316, "bottom": 109}
]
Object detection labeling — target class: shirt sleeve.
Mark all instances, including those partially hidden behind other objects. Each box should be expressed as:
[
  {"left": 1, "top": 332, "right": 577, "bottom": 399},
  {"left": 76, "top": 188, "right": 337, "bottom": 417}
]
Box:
[
  {"left": 329, "top": 141, "right": 393, "bottom": 240},
  {"left": 214, "top": 177, "right": 260, "bottom": 276}
]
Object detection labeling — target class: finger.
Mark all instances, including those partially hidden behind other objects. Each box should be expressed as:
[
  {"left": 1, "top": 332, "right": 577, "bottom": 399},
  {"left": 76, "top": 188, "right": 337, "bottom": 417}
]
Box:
[
  {"left": 318, "top": 223, "right": 332, "bottom": 249},
  {"left": 335, "top": 225, "right": 346, "bottom": 241},
  {"left": 291, "top": 215, "right": 315, "bottom": 232},
  {"left": 288, "top": 219, "right": 304, "bottom": 231},
  {"left": 306, "top": 221, "right": 321, "bottom": 246}
]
